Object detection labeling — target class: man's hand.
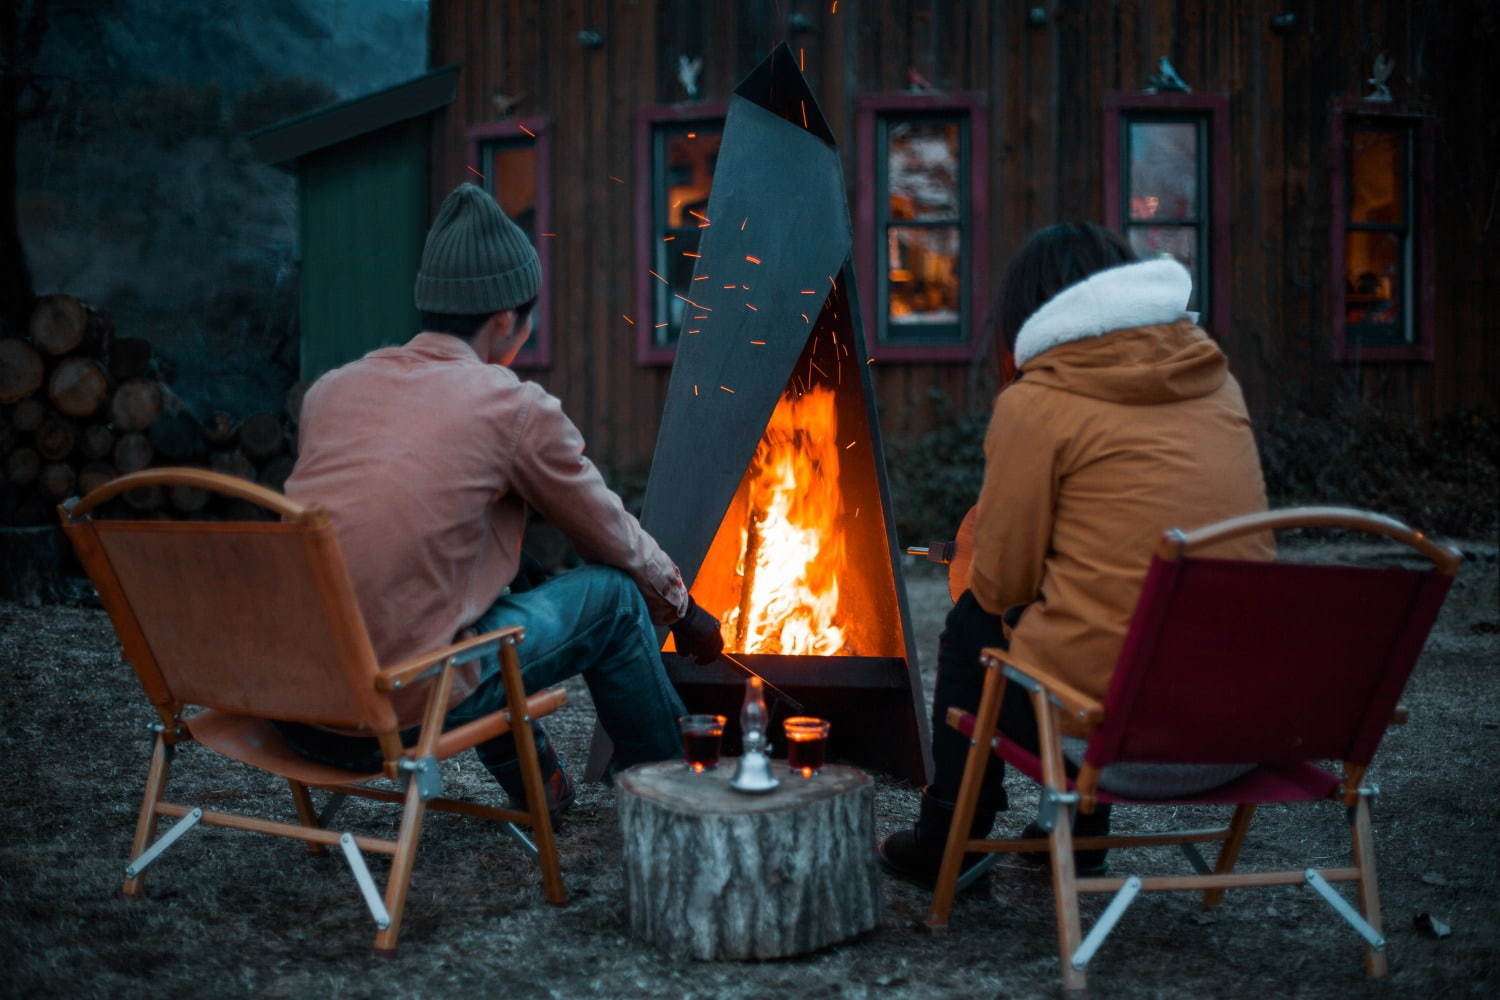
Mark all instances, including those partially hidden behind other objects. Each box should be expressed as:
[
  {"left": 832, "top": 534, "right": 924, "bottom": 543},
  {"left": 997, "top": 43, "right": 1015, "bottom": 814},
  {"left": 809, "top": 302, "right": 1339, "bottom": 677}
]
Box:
[{"left": 670, "top": 598, "right": 725, "bottom": 665}]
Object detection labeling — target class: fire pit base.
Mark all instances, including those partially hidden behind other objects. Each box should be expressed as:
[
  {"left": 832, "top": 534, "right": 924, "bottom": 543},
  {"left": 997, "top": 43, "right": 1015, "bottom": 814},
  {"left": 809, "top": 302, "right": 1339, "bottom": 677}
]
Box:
[{"left": 617, "top": 759, "right": 880, "bottom": 960}]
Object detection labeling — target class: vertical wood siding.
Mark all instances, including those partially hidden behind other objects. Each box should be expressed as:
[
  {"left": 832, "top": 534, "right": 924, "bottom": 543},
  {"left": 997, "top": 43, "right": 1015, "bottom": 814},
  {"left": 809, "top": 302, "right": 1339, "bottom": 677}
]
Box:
[{"left": 428, "top": 0, "right": 1498, "bottom": 473}]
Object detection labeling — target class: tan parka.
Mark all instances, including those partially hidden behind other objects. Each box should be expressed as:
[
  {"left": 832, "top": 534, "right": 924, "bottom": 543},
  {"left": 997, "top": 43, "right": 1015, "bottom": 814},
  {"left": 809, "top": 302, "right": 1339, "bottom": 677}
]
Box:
[{"left": 968, "top": 259, "right": 1272, "bottom": 729}]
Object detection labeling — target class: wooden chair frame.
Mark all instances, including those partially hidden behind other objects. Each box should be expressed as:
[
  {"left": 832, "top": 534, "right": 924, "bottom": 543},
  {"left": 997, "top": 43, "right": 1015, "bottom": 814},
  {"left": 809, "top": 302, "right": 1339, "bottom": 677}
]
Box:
[
  {"left": 60, "top": 468, "right": 567, "bottom": 953},
  {"left": 925, "top": 507, "right": 1461, "bottom": 992}
]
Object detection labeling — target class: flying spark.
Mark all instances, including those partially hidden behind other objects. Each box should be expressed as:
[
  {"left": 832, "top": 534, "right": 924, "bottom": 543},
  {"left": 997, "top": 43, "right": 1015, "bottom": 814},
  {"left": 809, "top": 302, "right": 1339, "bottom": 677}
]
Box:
[
  {"left": 740, "top": 217, "right": 748, "bottom": 231},
  {"left": 518, "top": 124, "right": 536, "bottom": 137},
  {"left": 746, "top": 303, "right": 759, "bottom": 311},
  {"left": 622, "top": 314, "right": 634, "bottom": 325},
  {"left": 648, "top": 269, "right": 667, "bottom": 285},
  {"left": 609, "top": 175, "right": 625, "bottom": 183},
  {"left": 720, "top": 385, "right": 735, "bottom": 393},
  {"left": 745, "top": 255, "right": 762, "bottom": 265},
  {"left": 750, "top": 340, "right": 766, "bottom": 345},
  {"left": 466, "top": 165, "right": 486, "bottom": 180},
  {"left": 683, "top": 251, "right": 701, "bottom": 258}
]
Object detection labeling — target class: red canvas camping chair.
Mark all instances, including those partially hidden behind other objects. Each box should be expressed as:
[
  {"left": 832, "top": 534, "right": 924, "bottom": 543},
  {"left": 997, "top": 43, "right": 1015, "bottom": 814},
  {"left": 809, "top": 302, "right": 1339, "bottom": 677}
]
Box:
[
  {"left": 59, "top": 468, "right": 568, "bottom": 953},
  {"left": 926, "top": 507, "right": 1461, "bottom": 992}
]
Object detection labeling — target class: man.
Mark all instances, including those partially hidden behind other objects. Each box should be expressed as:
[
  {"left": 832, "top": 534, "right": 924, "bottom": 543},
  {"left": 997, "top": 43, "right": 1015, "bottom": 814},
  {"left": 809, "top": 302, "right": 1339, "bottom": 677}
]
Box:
[{"left": 276, "top": 183, "right": 723, "bottom": 817}]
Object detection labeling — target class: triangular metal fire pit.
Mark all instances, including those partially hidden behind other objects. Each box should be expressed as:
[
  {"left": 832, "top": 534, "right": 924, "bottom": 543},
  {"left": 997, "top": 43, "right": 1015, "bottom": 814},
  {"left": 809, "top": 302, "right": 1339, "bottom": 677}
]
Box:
[{"left": 589, "top": 44, "right": 931, "bottom": 784}]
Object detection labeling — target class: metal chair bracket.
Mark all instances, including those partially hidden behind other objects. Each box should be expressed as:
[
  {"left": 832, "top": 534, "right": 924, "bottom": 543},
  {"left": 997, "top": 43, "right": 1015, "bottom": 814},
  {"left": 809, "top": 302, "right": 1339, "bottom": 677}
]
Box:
[
  {"left": 338, "top": 832, "right": 392, "bottom": 930},
  {"left": 1035, "top": 788, "right": 1079, "bottom": 832},
  {"left": 399, "top": 755, "right": 443, "bottom": 802},
  {"left": 1071, "top": 875, "right": 1142, "bottom": 970},
  {"left": 124, "top": 807, "right": 203, "bottom": 878},
  {"left": 502, "top": 822, "right": 540, "bottom": 859},
  {"left": 1304, "top": 869, "right": 1386, "bottom": 951},
  {"left": 1345, "top": 784, "right": 1380, "bottom": 825}
]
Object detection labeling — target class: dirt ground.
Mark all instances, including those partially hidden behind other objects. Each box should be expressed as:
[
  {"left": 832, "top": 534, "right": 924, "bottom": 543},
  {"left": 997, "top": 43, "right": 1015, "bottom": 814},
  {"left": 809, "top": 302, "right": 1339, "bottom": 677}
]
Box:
[{"left": 1, "top": 537, "right": 1496, "bottom": 999}]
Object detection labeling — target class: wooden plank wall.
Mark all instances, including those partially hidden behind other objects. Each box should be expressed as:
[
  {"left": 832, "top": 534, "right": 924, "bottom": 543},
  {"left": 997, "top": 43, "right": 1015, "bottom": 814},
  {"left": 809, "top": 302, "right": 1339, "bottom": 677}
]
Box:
[{"left": 428, "top": 0, "right": 1497, "bottom": 474}]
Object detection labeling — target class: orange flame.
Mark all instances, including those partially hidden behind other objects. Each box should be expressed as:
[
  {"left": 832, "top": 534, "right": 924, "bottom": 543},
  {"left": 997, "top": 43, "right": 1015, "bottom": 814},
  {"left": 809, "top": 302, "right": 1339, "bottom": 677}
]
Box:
[{"left": 713, "top": 387, "right": 848, "bottom": 656}]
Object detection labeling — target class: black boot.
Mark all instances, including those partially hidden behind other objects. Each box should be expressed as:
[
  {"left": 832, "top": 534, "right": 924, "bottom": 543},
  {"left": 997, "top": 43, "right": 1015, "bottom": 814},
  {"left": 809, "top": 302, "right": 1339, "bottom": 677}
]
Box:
[
  {"left": 877, "top": 786, "right": 997, "bottom": 890},
  {"left": 1019, "top": 803, "right": 1111, "bottom": 876}
]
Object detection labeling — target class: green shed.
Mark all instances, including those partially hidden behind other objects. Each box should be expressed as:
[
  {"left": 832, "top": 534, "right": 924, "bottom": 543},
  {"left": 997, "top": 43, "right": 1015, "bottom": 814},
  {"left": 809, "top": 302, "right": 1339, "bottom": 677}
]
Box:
[{"left": 249, "top": 66, "right": 458, "bottom": 382}]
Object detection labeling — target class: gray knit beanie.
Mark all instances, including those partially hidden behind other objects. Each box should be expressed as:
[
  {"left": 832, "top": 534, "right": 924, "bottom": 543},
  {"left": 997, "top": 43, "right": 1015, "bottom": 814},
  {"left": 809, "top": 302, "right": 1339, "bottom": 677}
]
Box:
[{"left": 413, "top": 183, "right": 541, "bottom": 314}]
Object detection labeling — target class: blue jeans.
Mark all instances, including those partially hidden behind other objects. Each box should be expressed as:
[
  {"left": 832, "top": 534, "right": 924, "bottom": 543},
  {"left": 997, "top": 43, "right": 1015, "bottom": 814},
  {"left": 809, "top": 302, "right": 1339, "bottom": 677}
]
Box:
[{"left": 275, "top": 565, "right": 686, "bottom": 793}]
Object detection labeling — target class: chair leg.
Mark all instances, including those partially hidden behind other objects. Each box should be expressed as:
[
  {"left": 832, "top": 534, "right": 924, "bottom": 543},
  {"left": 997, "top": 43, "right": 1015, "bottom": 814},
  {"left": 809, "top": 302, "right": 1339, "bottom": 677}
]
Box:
[
  {"left": 121, "top": 734, "right": 173, "bottom": 898},
  {"left": 286, "top": 780, "right": 329, "bottom": 857},
  {"left": 1030, "top": 687, "right": 1086, "bottom": 993},
  {"left": 1350, "top": 795, "right": 1388, "bottom": 978},
  {"left": 927, "top": 665, "right": 1006, "bottom": 929},
  {"left": 372, "top": 776, "right": 428, "bottom": 955},
  {"left": 500, "top": 639, "right": 565, "bottom": 905},
  {"left": 1203, "top": 804, "right": 1256, "bottom": 908}
]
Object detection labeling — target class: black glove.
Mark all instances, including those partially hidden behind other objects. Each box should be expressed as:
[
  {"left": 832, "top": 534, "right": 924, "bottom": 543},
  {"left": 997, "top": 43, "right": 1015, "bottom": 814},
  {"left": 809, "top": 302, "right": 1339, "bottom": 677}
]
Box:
[{"left": 670, "top": 598, "right": 725, "bottom": 665}]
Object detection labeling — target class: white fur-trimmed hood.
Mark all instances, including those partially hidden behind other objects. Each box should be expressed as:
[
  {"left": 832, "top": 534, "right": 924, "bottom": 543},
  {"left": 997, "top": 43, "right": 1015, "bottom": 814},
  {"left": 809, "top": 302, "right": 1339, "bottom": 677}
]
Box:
[{"left": 1013, "top": 257, "right": 1194, "bottom": 366}]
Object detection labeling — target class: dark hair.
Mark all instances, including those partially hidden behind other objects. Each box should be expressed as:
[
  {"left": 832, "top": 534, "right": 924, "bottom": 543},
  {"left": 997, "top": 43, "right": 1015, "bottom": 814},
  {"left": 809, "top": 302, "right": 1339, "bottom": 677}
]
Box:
[
  {"left": 997, "top": 222, "right": 1137, "bottom": 352},
  {"left": 421, "top": 297, "right": 538, "bottom": 340}
]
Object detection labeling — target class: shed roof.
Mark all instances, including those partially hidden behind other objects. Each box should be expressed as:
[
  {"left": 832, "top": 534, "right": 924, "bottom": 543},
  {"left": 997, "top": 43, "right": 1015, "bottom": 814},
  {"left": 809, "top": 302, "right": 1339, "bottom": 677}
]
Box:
[{"left": 247, "top": 64, "right": 459, "bottom": 167}]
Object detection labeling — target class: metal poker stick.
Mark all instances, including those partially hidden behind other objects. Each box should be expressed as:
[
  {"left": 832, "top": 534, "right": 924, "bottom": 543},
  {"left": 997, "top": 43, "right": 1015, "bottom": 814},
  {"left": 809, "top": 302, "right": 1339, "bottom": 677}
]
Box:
[{"left": 717, "top": 651, "right": 805, "bottom": 713}]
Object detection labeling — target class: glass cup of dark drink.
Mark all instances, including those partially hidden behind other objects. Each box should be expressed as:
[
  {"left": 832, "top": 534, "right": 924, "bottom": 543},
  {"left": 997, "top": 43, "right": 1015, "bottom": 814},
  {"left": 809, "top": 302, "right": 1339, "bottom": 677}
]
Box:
[
  {"left": 678, "top": 714, "right": 727, "bottom": 773},
  {"left": 783, "top": 717, "right": 831, "bottom": 777}
]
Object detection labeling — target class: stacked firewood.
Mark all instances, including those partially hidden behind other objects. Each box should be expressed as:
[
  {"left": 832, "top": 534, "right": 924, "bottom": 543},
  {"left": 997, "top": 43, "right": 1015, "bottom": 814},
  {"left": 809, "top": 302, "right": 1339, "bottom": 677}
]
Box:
[{"left": 1, "top": 294, "right": 301, "bottom": 525}]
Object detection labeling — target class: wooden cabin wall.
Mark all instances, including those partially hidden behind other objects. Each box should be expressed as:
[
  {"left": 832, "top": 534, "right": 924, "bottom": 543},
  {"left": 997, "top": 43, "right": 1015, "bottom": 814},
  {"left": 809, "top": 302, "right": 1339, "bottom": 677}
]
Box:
[{"left": 428, "top": 0, "right": 1496, "bottom": 474}]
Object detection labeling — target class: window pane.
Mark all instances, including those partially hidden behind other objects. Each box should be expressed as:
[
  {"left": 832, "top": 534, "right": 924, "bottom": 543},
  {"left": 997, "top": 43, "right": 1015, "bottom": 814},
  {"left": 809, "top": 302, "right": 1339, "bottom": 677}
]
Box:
[
  {"left": 1350, "top": 129, "right": 1406, "bottom": 226},
  {"left": 662, "top": 128, "right": 721, "bottom": 228},
  {"left": 1127, "top": 226, "right": 1200, "bottom": 311},
  {"left": 887, "top": 225, "right": 960, "bottom": 325},
  {"left": 1344, "top": 230, "right": 1404, "bottom": 339},
  {"left": 491, "top": 144, "right": 537, "bottom": 234},
  {"left": 1128, "top": 121, "right": 1198, "bottom": 220},
  {"left": 886, "top": 119, "right": 960, "bottom": 221},
  {"left": 653, "top": 123, "right": 723, "bottom": 343}
]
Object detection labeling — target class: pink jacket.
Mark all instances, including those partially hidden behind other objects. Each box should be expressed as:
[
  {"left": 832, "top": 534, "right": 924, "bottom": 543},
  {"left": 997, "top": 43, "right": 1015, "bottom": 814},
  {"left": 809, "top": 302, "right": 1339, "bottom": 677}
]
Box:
[{"left": 285, "top": 332, "right": 688, "bottom": 727}]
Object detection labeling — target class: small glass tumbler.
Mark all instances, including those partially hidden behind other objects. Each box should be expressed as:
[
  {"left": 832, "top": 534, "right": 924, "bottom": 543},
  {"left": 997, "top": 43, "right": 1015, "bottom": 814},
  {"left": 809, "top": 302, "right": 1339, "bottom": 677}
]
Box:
[
  {"left": 678, "top": 714, "right": 727, "bottom": 773},
  {"left": 783, "top": 716, "right": 831, "bottom": 777}
]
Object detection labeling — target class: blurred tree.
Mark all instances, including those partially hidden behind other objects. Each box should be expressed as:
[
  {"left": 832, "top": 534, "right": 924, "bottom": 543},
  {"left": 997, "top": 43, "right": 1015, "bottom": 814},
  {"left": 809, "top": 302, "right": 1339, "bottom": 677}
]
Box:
[{"left": 0, "top": 0, "right": 49, "bottom": 336}]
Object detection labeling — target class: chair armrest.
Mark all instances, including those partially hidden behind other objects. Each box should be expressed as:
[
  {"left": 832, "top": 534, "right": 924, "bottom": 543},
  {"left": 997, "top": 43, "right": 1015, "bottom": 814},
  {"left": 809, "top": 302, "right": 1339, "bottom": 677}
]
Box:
[
  {"left": 376, "top": 626, "right": 526, "bottom": 692},
  {"left": 979, "top": 646, "right": 1105, "bottom": 729}
]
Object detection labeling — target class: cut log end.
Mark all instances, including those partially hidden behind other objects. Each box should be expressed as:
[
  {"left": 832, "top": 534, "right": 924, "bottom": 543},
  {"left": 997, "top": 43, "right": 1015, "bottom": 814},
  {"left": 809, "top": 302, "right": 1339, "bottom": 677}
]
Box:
[
  {"left": 0, "top": 339, "right": 45, "bottom": 404},
  {"left": 617, "top": 760, "right": 880, "bottom": 961},
  {"left": 29, "top": 295, "right": 89, "bottom": 356}
]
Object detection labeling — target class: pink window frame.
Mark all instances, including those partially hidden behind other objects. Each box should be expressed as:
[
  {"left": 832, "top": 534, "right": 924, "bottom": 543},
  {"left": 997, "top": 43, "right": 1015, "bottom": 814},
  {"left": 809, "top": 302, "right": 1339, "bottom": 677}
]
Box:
[
  {"left": 854, "top": 93, "right": 989, "bottom": 363},
  {"left": 466, "top": 116, "right": 553, "bottom": 369},
  {"left": 1327, "top": 100, "right": 1436, "bottom": 363},
  {"left": 633, "top": 102, "right": 729, "bottom": 367},
  {"left": 1102, "top": 92, "right": 1231, "bottom": 342}
]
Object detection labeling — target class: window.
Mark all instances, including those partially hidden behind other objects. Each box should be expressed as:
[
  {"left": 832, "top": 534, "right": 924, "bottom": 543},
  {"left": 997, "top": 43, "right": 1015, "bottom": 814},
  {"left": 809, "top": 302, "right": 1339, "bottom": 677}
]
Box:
[
  {"left": 1329, "top": 102, "right": 1435, "bottom": 361},
  {"left": 634, "top": 104, "right": 727, "bottom": 365},
  {"left": 1103, "top": 94, "right": 1229, "bottom": 338},
  {"left": 466, "top": 118, "right": 552, "bottom": 367},
  {"left": 856, "top": 94, "right": 988, "bottom": 362}
]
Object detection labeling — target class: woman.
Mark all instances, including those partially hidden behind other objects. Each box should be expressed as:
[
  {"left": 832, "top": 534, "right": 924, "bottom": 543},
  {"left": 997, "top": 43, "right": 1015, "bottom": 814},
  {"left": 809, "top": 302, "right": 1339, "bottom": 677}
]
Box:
[{"left": 879, "top": 223, "right": 1272, "bottom": 887}]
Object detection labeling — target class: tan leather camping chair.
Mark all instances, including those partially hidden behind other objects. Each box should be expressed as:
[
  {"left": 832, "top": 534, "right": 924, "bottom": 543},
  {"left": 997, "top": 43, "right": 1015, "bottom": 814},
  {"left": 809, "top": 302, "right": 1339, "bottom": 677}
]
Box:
[{"left": 59, "top": 468, "right": 567, "bottom": 953}]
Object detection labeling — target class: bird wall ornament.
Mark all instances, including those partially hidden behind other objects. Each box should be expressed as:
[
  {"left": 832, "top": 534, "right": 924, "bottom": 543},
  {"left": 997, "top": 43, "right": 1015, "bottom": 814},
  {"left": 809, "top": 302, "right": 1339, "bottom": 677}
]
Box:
[
  {"left": 1145, "top": 56, "right": 1192, "bottom": 94},
  {"left": 1366, "top": 53, "right": 1395, "bottom": 102},
  {"left": 678, "top": 55, "right": 704, "bottom": 99}
]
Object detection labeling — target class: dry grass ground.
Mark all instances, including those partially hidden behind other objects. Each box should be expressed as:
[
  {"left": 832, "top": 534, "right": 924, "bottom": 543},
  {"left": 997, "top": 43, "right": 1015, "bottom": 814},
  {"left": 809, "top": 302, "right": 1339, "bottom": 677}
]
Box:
[{"left": 1, "top": 538, "right": 1496, "bottom": 999}]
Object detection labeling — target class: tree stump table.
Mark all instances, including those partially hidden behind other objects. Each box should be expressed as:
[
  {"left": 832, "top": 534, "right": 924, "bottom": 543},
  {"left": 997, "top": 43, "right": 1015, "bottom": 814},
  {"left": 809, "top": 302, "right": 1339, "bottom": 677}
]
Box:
[{"left": 617, "top": 759, "right": 880, "bottom": 960}]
